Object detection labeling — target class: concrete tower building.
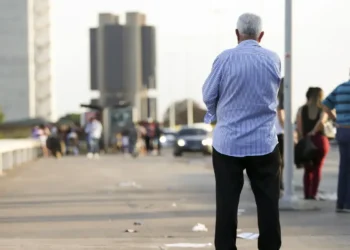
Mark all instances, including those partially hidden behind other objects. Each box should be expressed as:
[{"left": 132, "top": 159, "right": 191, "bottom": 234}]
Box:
[
  {"left": 90, "top": 12, "right": 157, "bottom": 121},
  {"left": 0, "top": 0, "right": 53, "bottom": 122}
]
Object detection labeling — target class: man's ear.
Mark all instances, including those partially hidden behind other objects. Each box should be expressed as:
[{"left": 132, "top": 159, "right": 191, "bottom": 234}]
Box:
[
  {"left": 235, "top": 29, "right": 240, "bottom": 43},
  {"left": 257, "top": 31, "right": 264, "bottom": 42}
]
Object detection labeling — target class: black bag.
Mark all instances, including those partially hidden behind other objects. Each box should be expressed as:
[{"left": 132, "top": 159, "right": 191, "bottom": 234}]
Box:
[{"left": 294, "top": 137, "right": 318, "bottom": 167}]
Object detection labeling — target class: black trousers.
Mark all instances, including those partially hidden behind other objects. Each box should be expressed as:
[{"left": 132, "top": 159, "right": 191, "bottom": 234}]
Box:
[
  {"left": 213, "top": 146, "right": 281, "bottom": 250},
  {"left": 145, "top": 136, "right": 152, "bottom": 152},
  {"left": 277, "top": 134, "right": 284, "bottom": 190}
]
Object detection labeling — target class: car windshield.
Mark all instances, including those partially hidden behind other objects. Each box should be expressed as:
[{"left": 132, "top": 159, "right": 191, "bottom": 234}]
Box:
[
  {"left": 178, "top": 128, "right": 207, "bottom": 136},
  {"left": 163, "top": 132, "right": 176, "bottom": 136}
]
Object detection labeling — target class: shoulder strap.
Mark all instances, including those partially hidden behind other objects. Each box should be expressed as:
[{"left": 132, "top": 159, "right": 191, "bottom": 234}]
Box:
[
  {"left": 300, "top": 105, "right": 308, "bottom": 135},
  {"left": 301, "top": 105, "right": 308, "bottom": 121}
]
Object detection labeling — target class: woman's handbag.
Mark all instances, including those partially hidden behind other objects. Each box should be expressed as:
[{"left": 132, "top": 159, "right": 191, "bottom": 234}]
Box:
[
  {"left": 323, "top": 120, "right": 335, "bottom": 139},
  {"left": 294, "top": 137, "right": 318, "bottom": 167}
]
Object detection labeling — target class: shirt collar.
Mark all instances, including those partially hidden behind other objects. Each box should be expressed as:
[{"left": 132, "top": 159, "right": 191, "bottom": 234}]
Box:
[{"left": 237, "top": 39, "right": 260, "bottom": 47}]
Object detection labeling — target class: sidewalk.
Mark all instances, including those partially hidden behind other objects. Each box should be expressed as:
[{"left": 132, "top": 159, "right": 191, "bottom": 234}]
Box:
[{"left": 0, "top": 152, "right": 347, "bottom": 249}]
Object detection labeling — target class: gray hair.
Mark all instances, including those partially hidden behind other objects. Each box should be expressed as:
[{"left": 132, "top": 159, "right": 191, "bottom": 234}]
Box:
[{"left": 236, "top": 13, "right": 262, "bottom": 38}]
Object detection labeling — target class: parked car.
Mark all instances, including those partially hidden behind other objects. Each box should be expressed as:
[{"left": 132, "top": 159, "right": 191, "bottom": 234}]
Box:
[
  {"left": 173, "top": 127, "right": 212, "bottom": 157},
  {"left": 159, "top": 128, "right": 177, "bottom": 148}
]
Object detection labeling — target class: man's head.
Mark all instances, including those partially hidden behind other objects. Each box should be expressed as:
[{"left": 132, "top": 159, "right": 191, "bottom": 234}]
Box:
[{"left": 236, "top": 13, "right": 264, "bottom": 43}]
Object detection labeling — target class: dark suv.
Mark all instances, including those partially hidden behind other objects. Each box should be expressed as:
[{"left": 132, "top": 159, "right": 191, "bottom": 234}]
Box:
[{"left": 173, "top": 127, "right": 212, "bottom": 157}]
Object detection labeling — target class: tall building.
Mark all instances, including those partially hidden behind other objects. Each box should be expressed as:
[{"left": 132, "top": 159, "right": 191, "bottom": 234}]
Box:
[
  {"left": 90, "top": 12, "right": 157, "bottom": 121},
  {"left": 0, "top": 0, "right": 53, "bottom": 122}
]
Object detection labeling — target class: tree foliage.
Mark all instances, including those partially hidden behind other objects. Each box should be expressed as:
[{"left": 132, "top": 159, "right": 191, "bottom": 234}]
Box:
[
  {"left": 57, "top": 113, "right": 81, "bottom": 126},
  {"left": 0, "top": 107, "right": 4, "bottom": 124}
]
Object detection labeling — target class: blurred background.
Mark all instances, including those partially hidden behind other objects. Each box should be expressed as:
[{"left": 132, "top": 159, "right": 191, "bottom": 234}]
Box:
[{"left": 0, "top": 0, "right": 348, "bottom": 142}]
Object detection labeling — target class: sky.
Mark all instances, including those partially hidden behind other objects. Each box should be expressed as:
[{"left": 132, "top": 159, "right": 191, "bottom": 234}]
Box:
[{"left": 50, "top": 0, "right": 350, "bottom": 120}]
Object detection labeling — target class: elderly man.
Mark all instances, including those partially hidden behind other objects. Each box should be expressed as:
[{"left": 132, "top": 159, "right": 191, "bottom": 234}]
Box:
[{"left": 202, "top": 13, "right": 282, "bottom": 250}]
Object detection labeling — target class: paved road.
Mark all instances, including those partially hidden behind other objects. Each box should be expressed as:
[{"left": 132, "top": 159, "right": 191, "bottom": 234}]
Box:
[{"left": 0, "top": 149, "right": 348, "bottom": 249}]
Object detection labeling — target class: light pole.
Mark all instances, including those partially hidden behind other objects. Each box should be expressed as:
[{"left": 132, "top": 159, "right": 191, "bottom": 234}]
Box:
[
  {"left": 282, "top": 0, "right": 294, "bottom": 201},
  {"left": 279, "top": 1, "right": 316, "bottom": 211},
  {"left": 185, "top": 36, "right": 193, "bottom": 126},
  {"left": 280, "top": 0, "right": 313, "bottom": 210},
  {"left": 185, "top": 36, "right": 194, "bottom": 126},
  {"left": 169, "top": 103, "right": 176, "bottom": 128}
]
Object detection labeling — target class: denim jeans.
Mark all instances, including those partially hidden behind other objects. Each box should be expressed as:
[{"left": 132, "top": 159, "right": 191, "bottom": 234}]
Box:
[
  {"left": 89, "top": 138, "right": 100, "bottom": 154},
  {"left": 336, "top": 128, "right": 350, "bottom": 209}
]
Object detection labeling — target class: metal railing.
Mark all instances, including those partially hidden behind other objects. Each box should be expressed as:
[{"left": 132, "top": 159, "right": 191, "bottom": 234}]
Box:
[{"left": 0, "top": 139, "right": 42, "bottom": 175}]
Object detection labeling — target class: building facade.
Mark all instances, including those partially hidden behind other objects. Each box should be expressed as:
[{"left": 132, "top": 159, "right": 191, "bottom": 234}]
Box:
[
  {"left": 0, "top": 0, "right": 53, "bottom": 122},
  {"left": 90, "top": 12, "right": 157, "bottom": 121}
]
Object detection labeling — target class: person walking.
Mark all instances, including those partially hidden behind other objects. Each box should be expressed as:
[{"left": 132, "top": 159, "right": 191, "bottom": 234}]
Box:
[
  {"left": 128, "top": 123, "right": 138, "bottom": 157},
  {"left": 296, "top": 87, "right": 330, "bottom": 200},
  {"left": 85, "top": 117, "right": 103, "bottom": 159},
  {"left": 121, "top": 128, "right": 130, "bottom": 155},
  {"left": 202, "top": 13, "right": 282, "bottom": 250},
  {"left": 322, "top": 80, "right": 350, "bottom": 213},
  {"left": 155, "top": 122, "right": 162, "bottom": 155},
  {"left": 38, "top": 124, "right": 50, "bottom": 157},
  {"left": 46, "top": 126, "right": 62, "bottom": 158}
]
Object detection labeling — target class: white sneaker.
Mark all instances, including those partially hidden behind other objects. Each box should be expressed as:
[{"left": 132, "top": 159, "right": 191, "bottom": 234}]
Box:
[
  {"left": 87, "top": 153, "right": 93, "bottom": 159},
  {"left": 93, "top": 153, "right": 100, "bottom": 159}
]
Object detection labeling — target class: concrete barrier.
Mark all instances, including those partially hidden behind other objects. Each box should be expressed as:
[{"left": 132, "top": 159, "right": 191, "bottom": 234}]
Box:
[{"left": 0, "top": 139, "right": 41, "bottom": 175}]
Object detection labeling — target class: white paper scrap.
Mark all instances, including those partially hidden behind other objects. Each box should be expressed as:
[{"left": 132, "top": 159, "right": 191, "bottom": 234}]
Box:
[
  {"left": 164, "top": 243, "right": 212, "bottom": 248},
  {"left": 192, "top": 223, "right": 208, "bottom": 232},
  {"left": 237, "top": 232, "right": 259, "bottom": 240},
  {"left": 118, "top": 181, "right": 142, "bottom": 188}
]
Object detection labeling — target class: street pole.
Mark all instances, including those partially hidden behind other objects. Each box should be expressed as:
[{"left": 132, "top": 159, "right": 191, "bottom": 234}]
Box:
[
  {"left": 187, "top": 99, "right": 194, "bottom": 125},
  {"left": 169, "top": 103, "right": 176, "bottom": 129},
  {"left": 185, "top": 37, "right": 194, "bottom": 126},
  {"left": 281, "top": 0, "right": 295, "bottom": 203},
  {"left": 102, "top": 107, "right": 110, "bottom": 153},
  {"left": 280, "top": 0, "right": 315, "bottom": 211}
]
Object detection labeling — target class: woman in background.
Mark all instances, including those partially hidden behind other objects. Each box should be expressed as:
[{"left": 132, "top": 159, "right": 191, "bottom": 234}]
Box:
[
  {"left": 121, "top": 128, "right": 129, "bottom": 154},
  {"left": 38, "top": 124, "right": 50, "bottom": 157},
  {"left": 296, "top": 87, "right": 330, "bottom": 200},
  {"left": 32, "top": 126, "right": 40, "bottom": 139},
  {"left": 46, "top": 126, "right": 62, "bottom": 158}
]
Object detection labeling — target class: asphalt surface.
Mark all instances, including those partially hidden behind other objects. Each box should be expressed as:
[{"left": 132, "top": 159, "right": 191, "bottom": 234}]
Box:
[{"left": 0, "top": 147, "right": 347, "bottom": 249}]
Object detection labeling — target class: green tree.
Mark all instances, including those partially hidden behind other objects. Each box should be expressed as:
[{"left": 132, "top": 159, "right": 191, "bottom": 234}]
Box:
[
  {"left": 57, "top": 113, "right": 81, "bottom": 126},
  {"left": 0, "top": 107, "right": 4, "bottom": 124}
]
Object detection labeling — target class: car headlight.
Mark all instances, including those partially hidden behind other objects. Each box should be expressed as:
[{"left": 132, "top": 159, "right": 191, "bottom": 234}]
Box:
[
  {"left": 160, "top": 136, "right": 166, "bottom": 143},
  {"left": 202, "top": 138, "right": 213, "bottom": 146},
  {"left": 177, "top": 139, "right": 186, "bottom": 147}
]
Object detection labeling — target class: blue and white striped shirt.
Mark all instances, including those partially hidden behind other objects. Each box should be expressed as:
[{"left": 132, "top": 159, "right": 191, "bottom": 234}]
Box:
[
  {"left": 202, "top": 40, "right": 281, "bottom": 157},
  {"left": 323, "top": 80, "right": 350, "bottom": 125}
]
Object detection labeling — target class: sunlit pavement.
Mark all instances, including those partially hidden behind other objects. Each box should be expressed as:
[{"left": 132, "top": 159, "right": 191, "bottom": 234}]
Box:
[{"left": 0, "top": 147, "right": 347, "bottom": 249}]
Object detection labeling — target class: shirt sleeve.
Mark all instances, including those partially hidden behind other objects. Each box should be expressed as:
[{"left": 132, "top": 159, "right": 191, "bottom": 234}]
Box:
[
  {"left": 202, "top": 56, "right": 224, "bottom": 124},
  {"left": 322, "top": 87, "right": 337, "bottom": 110}
]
